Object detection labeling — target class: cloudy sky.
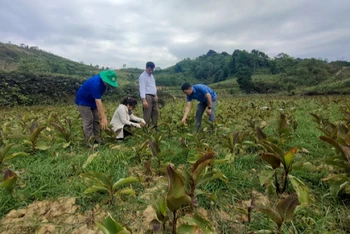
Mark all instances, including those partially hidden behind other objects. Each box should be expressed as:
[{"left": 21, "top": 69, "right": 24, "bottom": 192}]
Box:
[{"left": 1, "top": 0, "right": 349, "bottom": 69}]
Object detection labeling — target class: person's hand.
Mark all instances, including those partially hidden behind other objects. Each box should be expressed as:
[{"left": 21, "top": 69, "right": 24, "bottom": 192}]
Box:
[
  {"left": 206, "top": 108, "right": 212, "bottom": 116},
  {"left": 132, "top": 123, "right": 141, "bottom": 128},
  {"left": 143, "top": 99, "right": 148, "bottom": 108},
  {"left": 181, "top": 117, "right": 187, "bottom": 124},
  {"left": 155, "top": 96, "right": 158, "bottom": 102},
  {"left": 101, "top": 117, "right": 108, "bottom": 129},
  {"left": 140, "top": 119, "right": 146, "bottom": 126}
]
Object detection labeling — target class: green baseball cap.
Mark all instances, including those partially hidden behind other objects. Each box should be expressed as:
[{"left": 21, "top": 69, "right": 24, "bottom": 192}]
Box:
[{"left": 100, "top": 70, "right": 118, "bottom": 87}]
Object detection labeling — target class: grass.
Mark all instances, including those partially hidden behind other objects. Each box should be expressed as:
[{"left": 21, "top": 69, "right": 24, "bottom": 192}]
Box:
[{"left": 0, "top": 95, "right": 350, "bottom": 233}]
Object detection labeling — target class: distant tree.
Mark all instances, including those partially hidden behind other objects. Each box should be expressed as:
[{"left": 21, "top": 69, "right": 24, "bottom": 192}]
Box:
[
  {"left": 236, "top": 66, "right": 254, "bottom": 93},
  {"left": 174, "top": 63, "right": 183, "bottom": 73},
  {"left": 206, "top": 49, "right": 217, "bottom": 56},
  {"left": 123, "top": 64, "right": 126, "bottom": 68}
]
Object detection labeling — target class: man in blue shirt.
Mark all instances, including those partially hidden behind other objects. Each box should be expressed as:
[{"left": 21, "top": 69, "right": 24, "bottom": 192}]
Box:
[
  {"left": 181, "top": 83, "right": 217, "bottom": 131},
  {"left": 75, "top": 70, "right": 118, "bottom": 147}
]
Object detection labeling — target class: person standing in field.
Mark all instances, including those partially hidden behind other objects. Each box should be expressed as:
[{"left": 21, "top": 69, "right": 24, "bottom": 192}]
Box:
[
  {"left": 75, "top": 70, "right": 118, "bottom": 147},
  {"left": 139, "top": 61, "right": 158, "bottom": 129},
  {"left": 181, "top": 83, "right": 217, "bottom": 131},
  {"left": 110, "top": 97, "right": 146, "bottom": 140}
]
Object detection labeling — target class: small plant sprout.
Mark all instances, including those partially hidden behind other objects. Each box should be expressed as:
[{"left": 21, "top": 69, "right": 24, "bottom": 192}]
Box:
[
  {"left": 259, "top": 140, "right": 298, "bottom": 193},
  {"left": 0, "top": 168, "right": 18, "bottom": 193},
  {"left": 80, "top": 172, "right": 139, "bottom": 204},
  {"left": 0, "top": 144, "right": 28, "bottom": 169},
  {"left": 96, "top": 213, "right": 131, "bottom": 234},
  {"left": 254, "top": 194, "right": 300, "bottom": 234}
]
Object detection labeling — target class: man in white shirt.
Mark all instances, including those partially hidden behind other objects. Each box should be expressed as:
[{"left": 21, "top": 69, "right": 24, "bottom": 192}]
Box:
[{"left": 139, "top": 61, "right": 158, "bottom": 129}]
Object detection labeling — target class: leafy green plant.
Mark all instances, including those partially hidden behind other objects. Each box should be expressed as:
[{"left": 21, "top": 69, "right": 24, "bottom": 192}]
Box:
[
  {"left": 254, "top": 194, "right": 299, "bottom": 234},
  {"left": 166, "top": 164, "right": 192, "bottom": 234},
  {"left": 148, "top": 133, "right": 173, "bottom": 170},
  {"left": 23, "top": 121, "right": 48, "bottom": 152},
  {"left": 49, "top": 113, "right": 72, "bottom": 143},
  {"left": 276, "top": 112, "right": 298, "bottom": 144},
  {"left": 151, "top": 196, "right": 169, "bottom": 234},
  {"left": 0, "top": 168, "right": 18, "bottom": 193},
  {"left": 0, "top": 144, "right": 28, "bottom": 169},
  {"left": 319, "top": 135, "right": 350, "bottom": 196},
  {"left": 96, "top": 213, "right": 131, "bottom": 234},
  {"left": 177, "top": 214, "right": 214, "bottom": 234},
  {"left": 80, "top": 172, "right": 139, "bottom": 204},
  {"left": 184, "top": 152, "right": 228, "bottom": 206},
  {"left": 310, "top": 113, "right": 337, "bottom": 139},
  {"left": 259, "top": 140, "right": 298, "bottom": 193}
]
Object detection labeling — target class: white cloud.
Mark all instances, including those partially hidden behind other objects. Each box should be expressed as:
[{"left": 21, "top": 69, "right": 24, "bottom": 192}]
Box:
[{"left": 0, "top": 0, "right": 349, "bottom": 69}]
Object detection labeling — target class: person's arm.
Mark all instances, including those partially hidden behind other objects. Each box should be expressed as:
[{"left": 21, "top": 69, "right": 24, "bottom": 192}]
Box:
[
  {"left": 205, "top": 93, "right": 212, "bottom": 116},
  {"left": 118, "top": 109, "right": 141, "bottom": 128},
  {"left": 130, "top": 114, "right": 146, "bottom": 125},
  {"left": 181, "top": 101, "right": 192, "bottom": 124},
  {"left": 95, "top": 99, "right": 108, "bottom": 129},
  {"left": 139, "top": 74, "right": 148, "bottom": 108}
]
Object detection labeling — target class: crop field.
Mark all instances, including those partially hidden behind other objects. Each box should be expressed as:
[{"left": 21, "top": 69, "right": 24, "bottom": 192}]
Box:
[{"left": 0, "top": 95, "right": 349, "bottom": 234}]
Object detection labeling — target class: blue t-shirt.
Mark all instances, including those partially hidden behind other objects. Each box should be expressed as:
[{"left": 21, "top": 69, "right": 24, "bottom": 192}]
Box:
[
  {"left": 186, "top": 84, "right": 217, "bottom": 104},
  {"left": 75, "top": 74, "right": 106, "bottom": 108}
]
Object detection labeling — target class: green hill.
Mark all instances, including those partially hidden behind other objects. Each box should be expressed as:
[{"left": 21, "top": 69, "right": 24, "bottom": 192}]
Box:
[
  {"left": 0, "top": 42, "right": 98, "bottom": 77},
  {"left": 1, "top": 41, "right": 350, "bottom": 106}
]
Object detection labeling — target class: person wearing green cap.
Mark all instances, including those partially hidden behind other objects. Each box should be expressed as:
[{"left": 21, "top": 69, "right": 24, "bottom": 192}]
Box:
[{"left": 75, "top": 70, "right": 118, "bottom": 147}]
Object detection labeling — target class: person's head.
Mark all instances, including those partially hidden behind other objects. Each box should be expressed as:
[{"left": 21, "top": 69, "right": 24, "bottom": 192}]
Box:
[
  {"left": 121, "top": 97, "right": 138, "bottom": 110},
  {"left": 181, "top": 83, "right": 193, "bottom": 96},
  {"left": 145, "top": 61, "right": 155, "bottom": 75},
  {"left": 100, "top": 70, "right": 118, "bottom": 87}
]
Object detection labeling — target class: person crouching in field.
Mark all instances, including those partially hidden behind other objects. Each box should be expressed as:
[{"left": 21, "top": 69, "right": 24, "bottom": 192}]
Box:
[
  {"left": 75, "top": 70, "right": 118, "bottom": 148},
  {"left": 181, "top": 83, "right": 217, "bottom": 131},
  {"left": 110, "top": 97, "right": 146, "bottom": 140}
]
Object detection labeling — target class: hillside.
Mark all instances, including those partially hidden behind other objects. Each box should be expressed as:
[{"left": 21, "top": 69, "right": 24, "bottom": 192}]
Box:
[
  {"left": 0, "top": 42, "right": 98, "bottom": 77},
  {"left": 1, "top": 41, "right": 350, "bottom": 106}
]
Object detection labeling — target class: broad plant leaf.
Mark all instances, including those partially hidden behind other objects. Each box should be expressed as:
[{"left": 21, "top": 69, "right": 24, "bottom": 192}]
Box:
[
  {"left": 96, "top": 213, "right": 130, "bottom": 234},
  {"left": 276, "top": 194, "right": 299, "bottom": 222},
  {"left": 283, "top": 147, "right": 298, "bottom": 170},
  {"left": 288, "top": 175, "right": 310, "bottom": 205},
  {"left": 112, "top": 176, "right": 139, "bottom": 190},
  {"left": 181, "top": 214, "right": 214, "bottom": 234},
  {"left": 115, "top": 188, "right": 136, "bottom": 196},
  {"left": 258, "top": 207, "right": 282, "bottom": 227},
  {"left": 81, "top": 172, "right": 113, "bottom": 188},
  {"left": 259, "top": 170, "right": 274, "bottom": 187},
  {"left": 256, "top": 127, "right": 267, "bottom": 141},
  {"left": 3, "top": 152, "right": 28, "bottom": 162},
  {"left": 166, "top": 164, "right": 192, "bottom": 212},
  {"left": 0, "top": 169, "right": 18, "bottom": 192},
  {"left": 157, "top": 196, "right": 167, "bottom": 216},
  {"left": 319, "top": 136, "right": 350, "bottom": 162},
  {"left": 0, "top": 144, "right": 14, "bottom": 163},
  {"left": 196, "top": 170, "right": 228, "bottom": 187},
  {"left": 329, "top": 176, "right": 350, "bottom": 196},
  {"left": 82, "top": 152, "right": 99, "bottom": 169},
  {"left": 261, "top": 153, "right": 281, "bottom": 169},
  {"left": 177, "top": 225, "right": 199, "bottom": 234},
  {"left": 84, "top": 185, "right": 109, "bottom": 194},
  {"left": 260, "top": 140, "right": 284, "bottom": 161}
]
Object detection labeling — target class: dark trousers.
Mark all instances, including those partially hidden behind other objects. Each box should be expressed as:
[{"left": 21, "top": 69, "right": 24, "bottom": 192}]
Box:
[
  {"left": 77, "top": 105, "right": 101, "bottom": 144},
  {"left": 143, "top": 94, "right": 158, "bottom": 127},
  {"left": 195, "top": 101, "right": 216, "bottom": 131}
]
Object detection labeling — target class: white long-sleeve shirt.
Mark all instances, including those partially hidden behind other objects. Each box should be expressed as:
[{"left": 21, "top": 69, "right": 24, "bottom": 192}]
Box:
[
  {"left": 110, "top": 104, "right": 145, "bottom": 138},
  {"left": 139, "top": 71, "right": 157, "bottom": 99}
]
